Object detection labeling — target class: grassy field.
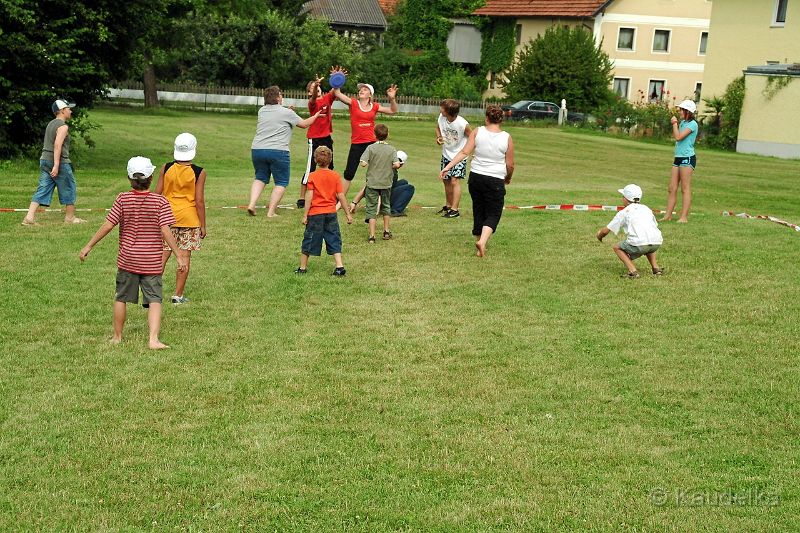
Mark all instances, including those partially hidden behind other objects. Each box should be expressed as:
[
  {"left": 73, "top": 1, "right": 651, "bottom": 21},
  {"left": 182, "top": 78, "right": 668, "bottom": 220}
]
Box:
[{"left": 1, "top": 106, "right": 798, "bottom": 531}]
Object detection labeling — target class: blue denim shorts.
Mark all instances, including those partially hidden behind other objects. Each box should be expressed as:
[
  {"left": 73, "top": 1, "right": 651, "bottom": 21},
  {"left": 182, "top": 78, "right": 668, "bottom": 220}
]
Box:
[
  {"left": 31, "top": 160, "right": 77, "bottom": 206},
  {"left": 252, "top": 149, "right": 290, "bottom": 187},
  {"left": 301, "top": 213, "right": 342, "bottom": 256}
]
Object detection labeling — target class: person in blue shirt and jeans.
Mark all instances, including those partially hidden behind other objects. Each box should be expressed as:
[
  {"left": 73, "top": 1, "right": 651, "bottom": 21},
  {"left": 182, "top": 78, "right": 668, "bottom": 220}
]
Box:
[{"left": 662, "top": 99, "right": 699, "bottom": 223}]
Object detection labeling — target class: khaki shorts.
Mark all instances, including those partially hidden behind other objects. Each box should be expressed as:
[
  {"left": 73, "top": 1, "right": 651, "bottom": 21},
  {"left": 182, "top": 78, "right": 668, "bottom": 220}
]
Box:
[
  {"left": 619, "top": 242, "right": 660, "bottom": 259},
  {"left": 364, "top": 187, "right": 391, "bottom": 219},
  {"left": 163, "top": 226, "right": 202, "bottom": 251},
  {"left": 115, "top": 269, "right": 163, "bottom": 304}
]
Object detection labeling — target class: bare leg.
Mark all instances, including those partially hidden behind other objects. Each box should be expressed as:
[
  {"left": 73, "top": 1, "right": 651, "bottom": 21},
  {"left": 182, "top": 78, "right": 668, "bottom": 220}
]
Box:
[
  {"left": 383, "top": 214, "right": 390, "bottom": 233},
  {"left": 174, "top": 251, "right": 191, "bottom": 297},
  {"left": 475, "top": 226, "right": 493, "bottom": 257},
  {"left": 342, "top": 179, "right": 353, "bottom": 196},
  {"left": 112, "top": 301, "right": 126, "bottom": 343},
  {"left": 299, "top": 253, "right": 309, "bottom": 270},
  {"left": 64, "top": 205, "right": 85, "bottom": 223},
  {"left": 248, "top": 180, "right": 266, "bottom": 214},
  {"left": 443, "top": 179, "right": 453, "bottom": 210},
  {"left": 613, "top": 245, "right": 638, "bottom": 273},
  {"left": 661, "top": 166, "right": 679, "bottom": 221},
  {"left": 147, "top": 303, "right": 169, "bottom": 349},
  {"left": 266, "top": 185, "right": 285, "bottom": 217},
  {"left": 298, "top": 183, "right": 307, "bottom": 202},
  {"left": 645, "top": 252, "right": 660, "bottom": 271},
  {"left": 677, "top": 167, "right": 693, "bottom": 222},
  {"left": 451, "top": 179, "right": 462, "bottom": 210},
  {"left": 368, "top": 219, "right": 376, "bottom": 239},
  {"left": 333, "top": 252, "right": 344, "bottom": 268},
  {"left": 23, "top": 201, "right": 40, "bottom": 224}
]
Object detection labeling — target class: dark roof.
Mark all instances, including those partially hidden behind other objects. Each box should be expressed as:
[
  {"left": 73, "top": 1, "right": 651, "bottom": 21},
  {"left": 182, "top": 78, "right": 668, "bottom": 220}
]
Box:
[
  {"left": 744, "top": 63, "right": 800, "bottom": 76},
  {"left": 474, "top": 0, "right": 610, "bottom": 18},
  {"left": 302, "top": 0, "right": 388, "bottom": 31}
]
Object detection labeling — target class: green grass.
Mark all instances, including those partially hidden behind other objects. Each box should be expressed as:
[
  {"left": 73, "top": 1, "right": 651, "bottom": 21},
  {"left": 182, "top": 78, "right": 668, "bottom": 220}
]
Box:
[{"left": 1, "top": 106, "right": 798, "bottom": 531}]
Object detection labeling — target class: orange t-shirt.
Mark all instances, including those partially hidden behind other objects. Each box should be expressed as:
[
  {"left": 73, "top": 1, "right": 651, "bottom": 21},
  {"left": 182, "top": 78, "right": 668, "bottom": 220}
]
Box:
[{"left": 307, "top": 168, "right": 343, "bottom": 216}]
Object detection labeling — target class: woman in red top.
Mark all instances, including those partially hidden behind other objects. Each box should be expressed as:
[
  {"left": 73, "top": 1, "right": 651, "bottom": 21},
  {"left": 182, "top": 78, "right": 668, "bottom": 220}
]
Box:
[{"left": 333, "top": 80, "right": 398, "bottom": 196}]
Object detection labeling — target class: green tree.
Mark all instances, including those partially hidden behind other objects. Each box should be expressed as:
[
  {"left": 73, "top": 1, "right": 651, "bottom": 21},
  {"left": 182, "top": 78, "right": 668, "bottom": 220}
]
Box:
[
  {"left": 503, "top": 26, "right": 614, "bottom": 112},
  {"left": 0, "top": 1, "right": 147, "bottom": 156}
]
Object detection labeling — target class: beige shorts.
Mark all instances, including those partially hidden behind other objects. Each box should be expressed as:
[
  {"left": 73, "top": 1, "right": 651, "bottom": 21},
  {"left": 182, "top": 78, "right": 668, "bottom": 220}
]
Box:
[{"left": 163, "top": 226, "right": 202, "bottom": 251}]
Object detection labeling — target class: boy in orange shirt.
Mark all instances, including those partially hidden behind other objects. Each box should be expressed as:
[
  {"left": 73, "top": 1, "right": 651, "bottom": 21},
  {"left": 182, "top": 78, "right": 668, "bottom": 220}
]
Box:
[{"left": 296, "top": 146, "right": 353, "bottom": 275}]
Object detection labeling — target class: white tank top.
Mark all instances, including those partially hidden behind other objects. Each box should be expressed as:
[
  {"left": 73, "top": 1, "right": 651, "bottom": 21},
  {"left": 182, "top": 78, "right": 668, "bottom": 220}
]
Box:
[{"left": 470, "top": 126, "right": 509, "bottom": 179}]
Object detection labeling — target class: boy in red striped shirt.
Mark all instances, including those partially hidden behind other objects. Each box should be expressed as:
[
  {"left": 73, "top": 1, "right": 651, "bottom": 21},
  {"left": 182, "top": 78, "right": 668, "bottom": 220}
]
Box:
[{"left": 80, "top": 157, "right": 187, "bottom": 349}]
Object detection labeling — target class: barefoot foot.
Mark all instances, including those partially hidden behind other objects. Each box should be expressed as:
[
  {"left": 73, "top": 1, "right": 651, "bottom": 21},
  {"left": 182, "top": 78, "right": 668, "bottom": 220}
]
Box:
[
  {"left": 149, "top": 340, "right": 170, "bottom": 350},
  {"left": 676, "top": 218, "right": 688, "bottom": 223},
  {"left": 475, "top": 241, "right": 486, "bottom": 257},
  {"left": 110, "top": 336, "right": 122, "bottom": 345}
]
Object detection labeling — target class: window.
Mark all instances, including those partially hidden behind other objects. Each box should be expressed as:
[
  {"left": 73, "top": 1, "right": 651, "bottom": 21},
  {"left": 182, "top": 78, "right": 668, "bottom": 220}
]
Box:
[
  {"left": 773, "top": 0, "right": 788, "bottom": 25},
  {"left": 653, "top": 29, "right": 670, "bottom": 52},
  {"left": 516, "top": 24, "right": 522, "bottom": 45},
  {"left": 648, "top": 80, "right": 666, "bottom": 102},
  {"left": 617, "top": 27, "right": 635, "bottom": 51},
  {"left": 694, "top": 82, "right": 702, "bottom": 102},
  {"left": 613, "top": 78, "right": 630, "bottom": 98},
  {"left": 699, "top": 32, "right": 708, "bottom": 55}
]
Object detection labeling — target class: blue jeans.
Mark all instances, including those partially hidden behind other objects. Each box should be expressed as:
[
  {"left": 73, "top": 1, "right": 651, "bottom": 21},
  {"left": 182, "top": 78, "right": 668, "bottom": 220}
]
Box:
[
  {"left": 31, "top": 160, "right": 77, "bottom": 206},
  {"left": 252, "top": 149, "right": 290, "bottom": 187},
  {"left": 301, "top": 213, "right": 342, "bottom": 256},
  {"left": 390, "top": 179, "right": 415, "bottom": 214}
]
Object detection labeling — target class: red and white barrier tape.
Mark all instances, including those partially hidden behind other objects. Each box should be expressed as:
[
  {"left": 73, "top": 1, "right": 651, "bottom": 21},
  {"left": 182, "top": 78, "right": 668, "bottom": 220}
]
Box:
[{"left": 722, "top": 211, "right": 800, "bottom": 232}]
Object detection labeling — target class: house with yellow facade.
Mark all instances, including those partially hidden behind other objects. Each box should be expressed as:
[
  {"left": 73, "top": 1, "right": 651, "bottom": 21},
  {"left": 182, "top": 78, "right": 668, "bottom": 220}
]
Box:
[
  {"left": 472, "top": 0, "right": 711, "bottom": 104},
  {"left": 702, "top": 0, "right": 800, "bottom": 158}
]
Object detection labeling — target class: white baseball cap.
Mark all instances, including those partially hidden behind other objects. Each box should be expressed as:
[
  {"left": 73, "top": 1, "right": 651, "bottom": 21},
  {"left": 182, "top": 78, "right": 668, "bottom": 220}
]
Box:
[
  {"left": 396, "top": 150, "right": 408, "bottom": 163},
  {"left": 52, "top": 99, "right": 76, "bottom": 113},
  {"left": 677, "top": 99, "right": 697, "bottom": 114},
  {"left": 618, "top": 184, "right": 643, "bottom": 202},
  {"left": 357, "top": 83, "right": 374, "bottom": 96},
  {"left": 127, "top": 156, "right": 156, "bottom": 180},
  {"left": 174, "top": 132, "right": 197, "bottom": 160}
]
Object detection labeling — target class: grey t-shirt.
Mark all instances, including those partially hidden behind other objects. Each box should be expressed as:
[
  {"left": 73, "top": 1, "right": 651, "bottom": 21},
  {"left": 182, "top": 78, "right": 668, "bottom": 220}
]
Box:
[
  {"left": 251, "top": 105, "right": 302, "bottom": 150},
  {"left": 41, "top": 118, "right": 70, "bottom": 163},
  {"left": 361, "top": 142, "right": 397, "bottom": 189}
]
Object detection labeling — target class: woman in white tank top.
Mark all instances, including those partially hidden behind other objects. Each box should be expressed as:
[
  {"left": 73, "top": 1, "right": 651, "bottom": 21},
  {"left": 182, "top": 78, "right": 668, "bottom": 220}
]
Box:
[{"left": 440, "top": 105, "right": 515, "bottom": 257}]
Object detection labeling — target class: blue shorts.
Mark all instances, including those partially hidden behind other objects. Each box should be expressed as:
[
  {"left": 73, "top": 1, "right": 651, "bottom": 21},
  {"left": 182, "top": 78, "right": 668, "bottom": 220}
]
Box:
[
  {"left": 673, "top": 155, "right": 696, "bottom": 169},
  {"left": 252, "top": 149, "right": 290, "bottom": 187},
  {"left": 31, "top": 160, "right": 77, "bottom": 206},
  {"left": 301, "top": 213, "right": 342, "bottom": 256},
  {"left": 441, "top": 155, "right": 467, "bottom": 180}
]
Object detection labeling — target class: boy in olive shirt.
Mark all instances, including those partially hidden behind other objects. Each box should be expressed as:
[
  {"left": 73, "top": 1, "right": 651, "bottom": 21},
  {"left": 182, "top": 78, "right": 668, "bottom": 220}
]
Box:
[
  {"left": 22, "top": 99, "right": 86, "bottom": 225},
  {"left": 359, "top": 124, "right": 401, "bottom": 243}
]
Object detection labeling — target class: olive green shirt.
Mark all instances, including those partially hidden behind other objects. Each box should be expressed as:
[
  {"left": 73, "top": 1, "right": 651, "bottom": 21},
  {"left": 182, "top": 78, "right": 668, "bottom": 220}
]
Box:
[
  {"left": 41, "top": 118, "right": 70, "bottom": 163},
  {"left": 360, "top": 142, "right": 397, "bottom": 189}
]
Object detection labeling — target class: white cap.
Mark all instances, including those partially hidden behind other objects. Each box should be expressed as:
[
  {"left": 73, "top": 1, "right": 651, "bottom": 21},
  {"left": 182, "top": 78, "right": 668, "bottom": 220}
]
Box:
[
  {"left": 618, "top": 184, "right": 643, "bottom": 202},
  {"left": 677, "top": 99, "right": 697, "bottom": 114},
  {"left": 52, "top": 99, "right": 76, "bottom": 113},
  {"left": 357, "top": 83, "right": 374, "bottom": 96},
  {"left": 396, "top": 150, "right": 408, "bottom": 163},
  {"left": 127, "top": 156, "right": 156, "bottom": 180},
  {"left": 174, "top": 132, "right": 197, "bottom": 160}
]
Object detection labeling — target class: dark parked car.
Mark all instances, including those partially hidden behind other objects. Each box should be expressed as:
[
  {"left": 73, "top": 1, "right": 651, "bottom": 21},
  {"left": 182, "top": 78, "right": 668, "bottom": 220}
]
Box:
[{"left": 501, "top": 100, "right": 585, "bottom": 123}]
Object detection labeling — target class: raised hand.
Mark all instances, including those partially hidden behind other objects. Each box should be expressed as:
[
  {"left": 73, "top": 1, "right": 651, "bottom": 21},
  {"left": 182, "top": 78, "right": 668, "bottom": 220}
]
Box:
[{"left": 386, "top": 84, "right": 398, "bottom": 99}]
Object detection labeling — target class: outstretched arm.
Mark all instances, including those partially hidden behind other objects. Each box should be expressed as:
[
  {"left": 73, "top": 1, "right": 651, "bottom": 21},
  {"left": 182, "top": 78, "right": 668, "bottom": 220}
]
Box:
[
  {"left": 296, "top": 110, "right": 322, "bottom": 129},
  {"left": 377, "top": 84, "right": 398, "bottom": 114},
  {"left": 79, "top": 221, "right": 115, "bottom": 261}
]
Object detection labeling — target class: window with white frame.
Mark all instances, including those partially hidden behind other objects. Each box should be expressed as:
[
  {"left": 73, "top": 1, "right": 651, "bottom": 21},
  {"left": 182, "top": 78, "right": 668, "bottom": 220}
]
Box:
[
  {"left": 613, "top": 78, "right": 630, "bottom": 98},
  {"left": 653, "top": 29, "right": 670, "bottom": 52},
  {"left": 617, "top": 27, "right": 635, "bottom": 51},
  {"left": 773, "top": 0, "right": 788, "bottom": 25},
  {"left": 699, "top": 32, "right": 708, "bottom": 55},
  {"left": 648, "top": 80, "right": 666, "bottom": 101}
]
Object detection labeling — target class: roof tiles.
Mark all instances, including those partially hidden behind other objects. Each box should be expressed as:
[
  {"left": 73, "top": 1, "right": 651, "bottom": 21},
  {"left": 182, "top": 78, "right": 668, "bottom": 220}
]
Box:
[{"left": 473, "top": 0, "right": 609, "bottom": 18}]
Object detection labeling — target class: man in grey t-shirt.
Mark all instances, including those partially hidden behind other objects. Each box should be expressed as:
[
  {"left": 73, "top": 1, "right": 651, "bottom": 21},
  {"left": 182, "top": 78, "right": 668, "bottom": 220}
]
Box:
[
  {"left": 246, "top": 86, "right": 321, "bottom": 217},
  {"left": 22, "top": 99, "right": 86, "bottom": 225}
]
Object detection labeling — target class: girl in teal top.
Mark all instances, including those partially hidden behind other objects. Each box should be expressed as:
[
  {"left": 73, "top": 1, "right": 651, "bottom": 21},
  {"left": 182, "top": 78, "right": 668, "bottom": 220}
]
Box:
[{"left": 662, "top": 99, "right": 699, "bottom": 223}]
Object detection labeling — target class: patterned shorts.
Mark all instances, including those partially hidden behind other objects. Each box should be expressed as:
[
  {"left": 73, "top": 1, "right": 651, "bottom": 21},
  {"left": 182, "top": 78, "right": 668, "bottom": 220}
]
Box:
[
  {"left": 163, "top": 226, "right": 202, "bottom": 251},
  {"left": 441, "top": 155, "right": 467, "bottom": 180}
]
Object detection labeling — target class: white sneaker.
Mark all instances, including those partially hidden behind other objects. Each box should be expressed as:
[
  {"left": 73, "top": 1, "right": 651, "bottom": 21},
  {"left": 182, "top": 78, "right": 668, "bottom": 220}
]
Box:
[{"left": 171, "top": 295, "right": 190, "bottom": 305}]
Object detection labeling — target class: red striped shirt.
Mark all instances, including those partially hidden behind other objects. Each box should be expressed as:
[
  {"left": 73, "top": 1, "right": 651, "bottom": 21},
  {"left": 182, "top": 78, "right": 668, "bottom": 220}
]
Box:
[{"left": 107, "top": 191, "right": 176, "bottom": 275}]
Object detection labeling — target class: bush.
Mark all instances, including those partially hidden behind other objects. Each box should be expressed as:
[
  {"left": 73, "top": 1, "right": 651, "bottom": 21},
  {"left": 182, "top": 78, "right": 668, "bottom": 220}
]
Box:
[{"left": 702, "top": 76, "right": 745, "bottom": 150}]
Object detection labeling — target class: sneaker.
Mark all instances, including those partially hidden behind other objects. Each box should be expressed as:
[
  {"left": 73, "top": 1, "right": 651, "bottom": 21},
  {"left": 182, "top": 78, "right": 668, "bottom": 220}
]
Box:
[
  {"left": 332, "top": 267, "right": 346, "bottom": 276},
  {"left": 436, "top": 205, "right": 450, "bottom": 214},
  {"left": 296, "top": 199, "right": 305, "bottom": 209},
  {"left": 171, "top": 295, "right": 190, "bottom": 304},
  {"left": 652, "top": 268, "right": 664, "bottom": 276},
  {"left": 443, "top": 209, "right": 460, "bottom": 218},
  {"left": 368, "top": 236, "right": 376, "bottom": 243},
  {"left": 621, "top": 271, "right": 640, "bottom": 279},
  {"left": 382, "top": 230, "right": 392, "bottom": 240},
  {"left": 294, "top": 267, "right": 307, "bottom": 274}
]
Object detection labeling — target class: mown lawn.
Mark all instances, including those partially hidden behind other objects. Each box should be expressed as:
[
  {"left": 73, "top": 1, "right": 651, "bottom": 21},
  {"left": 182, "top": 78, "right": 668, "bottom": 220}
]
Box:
[{"left": 1, "top": 105, "right": 798, "bottom": 531}]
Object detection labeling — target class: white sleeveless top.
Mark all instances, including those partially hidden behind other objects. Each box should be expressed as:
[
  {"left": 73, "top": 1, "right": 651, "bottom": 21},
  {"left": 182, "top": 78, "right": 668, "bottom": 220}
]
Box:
[{"left": 470, "top": 126, "right": 509, "bottom": 179}]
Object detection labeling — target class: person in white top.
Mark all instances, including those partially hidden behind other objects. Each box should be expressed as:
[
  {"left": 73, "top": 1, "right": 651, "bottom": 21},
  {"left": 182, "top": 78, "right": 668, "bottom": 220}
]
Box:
[
  {"left": 440, "top": 105, "right": 514, "bottom": 257},
  {"left": 596, "top": 184, "right": 663, "bottom": 278},
  {"left": 435, "top": 99, "right": 471, "bottom": 219}
]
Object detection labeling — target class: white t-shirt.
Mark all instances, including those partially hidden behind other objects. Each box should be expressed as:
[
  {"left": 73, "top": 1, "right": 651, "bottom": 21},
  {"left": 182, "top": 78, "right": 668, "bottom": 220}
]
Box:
[
  {"left": 607, "top": 203, "right": 663, "bottom": 246},
  {"left": 252, "top": 105, "right": 301, "bottom": 150},
  {"left": 469, "top": 126, "right": 510, "bottom": 179},
  {"left": 437, "top": 114, "right": 469, "bottom": 160}
]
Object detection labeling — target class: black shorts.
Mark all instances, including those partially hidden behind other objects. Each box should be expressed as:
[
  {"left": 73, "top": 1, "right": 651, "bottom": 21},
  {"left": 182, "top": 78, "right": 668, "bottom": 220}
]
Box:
[
  {"left": 344, "top": 141, "right": 374, "bottom": 181},
  {"left": 302, "top": 136, "right": 334, "bottom": 185},
  {"left": 673, "top": 155, "right": 696, "bottom": 169}
]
